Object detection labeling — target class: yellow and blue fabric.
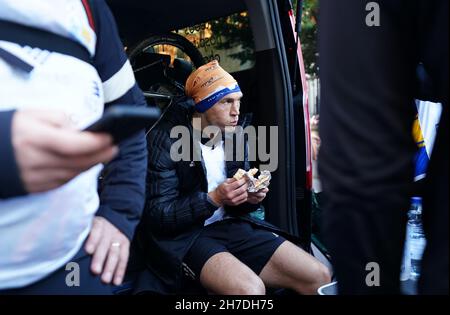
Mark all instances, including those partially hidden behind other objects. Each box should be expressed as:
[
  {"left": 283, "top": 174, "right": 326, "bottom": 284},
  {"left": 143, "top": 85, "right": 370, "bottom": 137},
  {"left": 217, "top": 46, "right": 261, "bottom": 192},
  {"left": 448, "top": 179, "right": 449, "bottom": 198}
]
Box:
[
  {"left": 412, "top": 112, "right": 428, "bottom": 181},
  {"left": 412, "top": 100, "right": 442, "bottom": 181},
  {"left": 185, "top": 60, "right": 241, "bottom": 113}
]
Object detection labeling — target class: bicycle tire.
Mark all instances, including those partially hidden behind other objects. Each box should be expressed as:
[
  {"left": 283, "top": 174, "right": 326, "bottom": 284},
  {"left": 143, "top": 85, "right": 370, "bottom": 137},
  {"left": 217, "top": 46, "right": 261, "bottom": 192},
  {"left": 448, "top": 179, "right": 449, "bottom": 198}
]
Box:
[{"left": 128, "top": 32, "right": 205, "bottom": 68}]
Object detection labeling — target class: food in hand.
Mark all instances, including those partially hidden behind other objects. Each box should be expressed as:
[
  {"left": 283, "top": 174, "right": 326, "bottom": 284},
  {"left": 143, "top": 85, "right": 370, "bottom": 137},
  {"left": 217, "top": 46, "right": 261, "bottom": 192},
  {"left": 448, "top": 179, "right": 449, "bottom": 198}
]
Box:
[
  {"left": 233, "top": 168, "right": 247, "bottom": 180},
  {"left": 232, "top": 168, "right": 271, "bottom": 192},
  {"left": 253, "top": 171, "right": 271, "bottom": 191},
  {"left": 248, "top": 168, "right": 258, "bottom": 177}
]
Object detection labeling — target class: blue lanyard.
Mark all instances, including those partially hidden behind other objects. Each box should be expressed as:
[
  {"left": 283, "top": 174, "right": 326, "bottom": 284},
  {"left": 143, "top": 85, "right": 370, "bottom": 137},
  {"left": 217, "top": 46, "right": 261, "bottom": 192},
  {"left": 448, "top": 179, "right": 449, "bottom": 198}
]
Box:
[{"left": 0, "top": 47, "right": 34, "bottom": 73}]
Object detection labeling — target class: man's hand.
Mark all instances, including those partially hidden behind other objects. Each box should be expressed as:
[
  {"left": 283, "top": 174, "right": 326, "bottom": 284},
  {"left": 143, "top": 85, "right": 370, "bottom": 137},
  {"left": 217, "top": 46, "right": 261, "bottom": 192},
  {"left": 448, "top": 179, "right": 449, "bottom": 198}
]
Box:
[
  {"left": 310, "top": 115, "right": 321, "bottom": 161},
  {"left": 12, "top": 110, "right": 118, "bottom": 193},
  {"left": 85, "top": 216, "right": 130, "bottom": 285},
  {"left": 310, "top": 115, "right": 319, "bottom": 131},
  {"left": 247, "top": 187, "right": 269, "bottom": 204},
  {"left": 311, "top": 132, "right": 321, "bottom": 161},
  {"left": 208, "top": 178, "right": 248, "bottom": 207}
]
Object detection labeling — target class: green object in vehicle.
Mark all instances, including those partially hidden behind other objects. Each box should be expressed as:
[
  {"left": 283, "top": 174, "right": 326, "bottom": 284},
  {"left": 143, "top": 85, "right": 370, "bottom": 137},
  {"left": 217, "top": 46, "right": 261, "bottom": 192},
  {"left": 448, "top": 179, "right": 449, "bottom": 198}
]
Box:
[{"left": 250, "top": 206, "right": 265, "bottom": 220}]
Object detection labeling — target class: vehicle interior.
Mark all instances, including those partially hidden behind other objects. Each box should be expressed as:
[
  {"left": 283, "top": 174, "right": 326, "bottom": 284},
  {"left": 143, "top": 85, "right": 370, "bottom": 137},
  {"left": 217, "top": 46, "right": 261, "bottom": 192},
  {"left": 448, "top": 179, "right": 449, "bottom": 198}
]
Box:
[{"left": 107, "top": 0, "right": 332, "bottom": 293}]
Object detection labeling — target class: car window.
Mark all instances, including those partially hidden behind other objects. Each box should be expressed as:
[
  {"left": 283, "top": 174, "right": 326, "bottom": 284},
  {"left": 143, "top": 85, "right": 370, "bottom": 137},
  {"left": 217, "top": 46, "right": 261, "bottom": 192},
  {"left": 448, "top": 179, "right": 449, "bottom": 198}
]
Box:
[{"left": 176, "top": 11, "right": 255, "bottom": 73}]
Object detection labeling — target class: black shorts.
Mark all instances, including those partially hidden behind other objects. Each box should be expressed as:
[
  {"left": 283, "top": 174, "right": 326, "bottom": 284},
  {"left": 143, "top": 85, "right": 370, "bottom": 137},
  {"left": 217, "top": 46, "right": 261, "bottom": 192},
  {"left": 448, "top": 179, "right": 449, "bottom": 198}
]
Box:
[{"left": 183, "top": 219, "right": 286, "bottom": 280}]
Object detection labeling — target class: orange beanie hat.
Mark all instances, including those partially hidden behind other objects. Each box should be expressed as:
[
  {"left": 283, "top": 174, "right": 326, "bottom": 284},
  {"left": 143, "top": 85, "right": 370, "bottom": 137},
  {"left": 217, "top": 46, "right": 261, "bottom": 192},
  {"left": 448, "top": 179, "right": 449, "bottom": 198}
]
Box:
[{"left": 185, "top": 60, "right": 241, "bottom": 112}]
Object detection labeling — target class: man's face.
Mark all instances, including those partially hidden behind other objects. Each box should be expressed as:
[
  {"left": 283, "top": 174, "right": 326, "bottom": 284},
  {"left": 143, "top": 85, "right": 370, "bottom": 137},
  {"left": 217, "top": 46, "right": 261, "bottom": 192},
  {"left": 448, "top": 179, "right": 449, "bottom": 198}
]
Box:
[{"left": 203, "top": 92, "right": 243, "bottom": 132}]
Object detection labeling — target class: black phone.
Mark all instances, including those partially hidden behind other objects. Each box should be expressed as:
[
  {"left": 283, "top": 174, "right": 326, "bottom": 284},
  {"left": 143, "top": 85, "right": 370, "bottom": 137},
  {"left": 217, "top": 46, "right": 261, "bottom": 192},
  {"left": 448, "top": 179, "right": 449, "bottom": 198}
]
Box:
[{"left": 83, "top": 105, "right": 161, "bottom": 143}]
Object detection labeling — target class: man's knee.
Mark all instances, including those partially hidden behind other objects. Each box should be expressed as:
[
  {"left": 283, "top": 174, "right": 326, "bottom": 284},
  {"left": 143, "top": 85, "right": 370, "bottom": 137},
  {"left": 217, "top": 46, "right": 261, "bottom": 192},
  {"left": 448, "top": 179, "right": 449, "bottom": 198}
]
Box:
[
  {"left": 234, "top": 275, "right": 266, "bottom": 295},
  {"left": 314, "top": 263, "right": 332, "bottom": 286},
  {"left": 199, "top": 252, "right": 266, "bottom": 295},
  {"left": 302, "top": 263, "right": 331, "bottom": 294}
]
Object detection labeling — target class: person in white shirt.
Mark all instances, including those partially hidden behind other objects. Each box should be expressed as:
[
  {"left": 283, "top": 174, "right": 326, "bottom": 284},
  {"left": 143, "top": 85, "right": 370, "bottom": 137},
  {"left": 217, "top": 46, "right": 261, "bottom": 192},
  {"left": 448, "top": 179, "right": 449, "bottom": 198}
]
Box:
[{"left": 0, "top": 0, "right": 147, "bottom": 294}]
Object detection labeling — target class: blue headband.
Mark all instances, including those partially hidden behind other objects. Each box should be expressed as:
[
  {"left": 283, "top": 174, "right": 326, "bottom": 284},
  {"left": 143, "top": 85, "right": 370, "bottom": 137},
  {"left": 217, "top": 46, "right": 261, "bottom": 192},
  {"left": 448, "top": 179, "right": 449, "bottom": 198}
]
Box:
[{"left": 194, "top": 84, "right": 241, "bottom": 113}]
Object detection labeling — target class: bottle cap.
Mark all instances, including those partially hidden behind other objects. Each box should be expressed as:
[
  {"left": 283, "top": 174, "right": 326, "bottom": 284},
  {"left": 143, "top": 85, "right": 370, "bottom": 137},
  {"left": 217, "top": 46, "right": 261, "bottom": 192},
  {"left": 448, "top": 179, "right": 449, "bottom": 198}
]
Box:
[{"left": 411, "top": 196, "right": 422, "bottom": 203}]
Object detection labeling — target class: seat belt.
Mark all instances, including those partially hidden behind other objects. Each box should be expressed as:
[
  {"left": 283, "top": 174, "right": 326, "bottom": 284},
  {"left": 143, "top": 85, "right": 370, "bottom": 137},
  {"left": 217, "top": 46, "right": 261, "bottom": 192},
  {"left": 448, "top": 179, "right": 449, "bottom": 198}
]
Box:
[{"left": 0, "top": 19, "right": 92, "bottom": 65}]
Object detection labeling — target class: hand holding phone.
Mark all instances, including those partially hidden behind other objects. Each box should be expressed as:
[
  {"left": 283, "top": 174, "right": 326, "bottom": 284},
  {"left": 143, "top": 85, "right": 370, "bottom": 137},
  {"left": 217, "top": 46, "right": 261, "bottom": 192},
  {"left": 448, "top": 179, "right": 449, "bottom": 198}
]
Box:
[
  {"left": 84, "top": 105, "right": 161, "bottom": 143},
  {"left": 12, "top": 110, "right": 117, "bottom": 193}
]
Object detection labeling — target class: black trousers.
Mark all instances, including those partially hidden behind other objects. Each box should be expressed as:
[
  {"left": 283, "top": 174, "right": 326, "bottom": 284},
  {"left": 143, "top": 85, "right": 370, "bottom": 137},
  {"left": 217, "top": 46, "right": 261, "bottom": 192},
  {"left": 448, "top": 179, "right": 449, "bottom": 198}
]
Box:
[
  {"left": 0, "top": 246, "right": 113, "bottom": 295},
  {"left": 319, "top": 0, "right": 448, "bottom": 294}
]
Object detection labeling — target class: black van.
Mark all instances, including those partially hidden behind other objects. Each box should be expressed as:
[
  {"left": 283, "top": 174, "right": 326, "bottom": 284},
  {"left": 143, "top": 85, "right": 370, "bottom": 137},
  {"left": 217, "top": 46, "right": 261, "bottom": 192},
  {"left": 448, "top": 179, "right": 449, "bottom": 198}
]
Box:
[{"left": 107, "top": 0, "right": 332, "bottom": 293}]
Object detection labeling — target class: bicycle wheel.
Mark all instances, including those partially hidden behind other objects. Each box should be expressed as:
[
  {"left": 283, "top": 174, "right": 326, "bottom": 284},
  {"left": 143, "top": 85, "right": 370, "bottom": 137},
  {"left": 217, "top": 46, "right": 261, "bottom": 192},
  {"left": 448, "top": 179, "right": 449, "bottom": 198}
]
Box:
[
  {"left": 128, "top": 33, "right": 205, "bottom": 109},
  {"left": 128, "top": 33, "right": 205, "bottom": 68}
]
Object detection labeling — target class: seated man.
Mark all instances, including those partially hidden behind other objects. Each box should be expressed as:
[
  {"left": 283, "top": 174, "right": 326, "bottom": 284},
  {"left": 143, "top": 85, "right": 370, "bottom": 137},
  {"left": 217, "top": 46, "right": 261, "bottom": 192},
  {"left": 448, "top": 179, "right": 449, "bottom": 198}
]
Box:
[{"left": 132, "top": 60, "right": 331, "bottom": 295}]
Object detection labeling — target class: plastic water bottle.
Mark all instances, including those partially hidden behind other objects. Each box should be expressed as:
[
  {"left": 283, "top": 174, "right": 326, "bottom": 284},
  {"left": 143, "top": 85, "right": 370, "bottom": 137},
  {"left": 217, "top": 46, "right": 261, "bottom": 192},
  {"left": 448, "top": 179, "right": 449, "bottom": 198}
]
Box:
[
  {"left": 400, "top": 222, "right": 411, "bottom": 281},
  {"left": 250, "top": 206, "right": 265, "bottom": 220},
  {"left": 408, "top": 197, "right": 427, "bottom": 280}
]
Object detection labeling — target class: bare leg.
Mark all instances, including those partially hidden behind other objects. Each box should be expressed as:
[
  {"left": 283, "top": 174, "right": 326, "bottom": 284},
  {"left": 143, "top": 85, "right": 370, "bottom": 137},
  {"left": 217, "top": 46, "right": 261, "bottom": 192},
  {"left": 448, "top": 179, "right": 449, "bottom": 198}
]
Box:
[
  {"left": 259, "top": 241, "right": 331, "bottom": 295},
  {"left": 199, "top": 252, "right": 266, "bottom": 295}
]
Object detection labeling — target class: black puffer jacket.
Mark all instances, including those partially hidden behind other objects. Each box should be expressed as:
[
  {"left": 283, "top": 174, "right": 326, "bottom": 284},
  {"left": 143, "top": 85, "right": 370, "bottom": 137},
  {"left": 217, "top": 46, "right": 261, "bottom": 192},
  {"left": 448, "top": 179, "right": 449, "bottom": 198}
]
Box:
[{"left": 131, "top": 97, "right": 290, "bottom": 294}]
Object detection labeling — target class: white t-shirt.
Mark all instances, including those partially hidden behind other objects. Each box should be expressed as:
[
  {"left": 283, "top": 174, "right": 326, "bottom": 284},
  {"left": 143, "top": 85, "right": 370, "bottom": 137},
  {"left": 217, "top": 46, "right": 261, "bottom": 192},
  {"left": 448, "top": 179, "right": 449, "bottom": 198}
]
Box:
[
  {"left": 200, "top": 140, "right": 228, "bottom": 226},
  {"left": 0, "top": 1, "right": 103, "bottom": 289}
]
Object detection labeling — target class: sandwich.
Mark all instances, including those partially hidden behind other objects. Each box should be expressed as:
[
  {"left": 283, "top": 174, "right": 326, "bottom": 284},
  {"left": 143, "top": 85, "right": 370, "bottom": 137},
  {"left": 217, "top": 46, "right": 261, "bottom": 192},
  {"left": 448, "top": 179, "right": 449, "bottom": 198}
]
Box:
[{"left": 232, "top": 168, "right": 271, "bottom": 192}]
